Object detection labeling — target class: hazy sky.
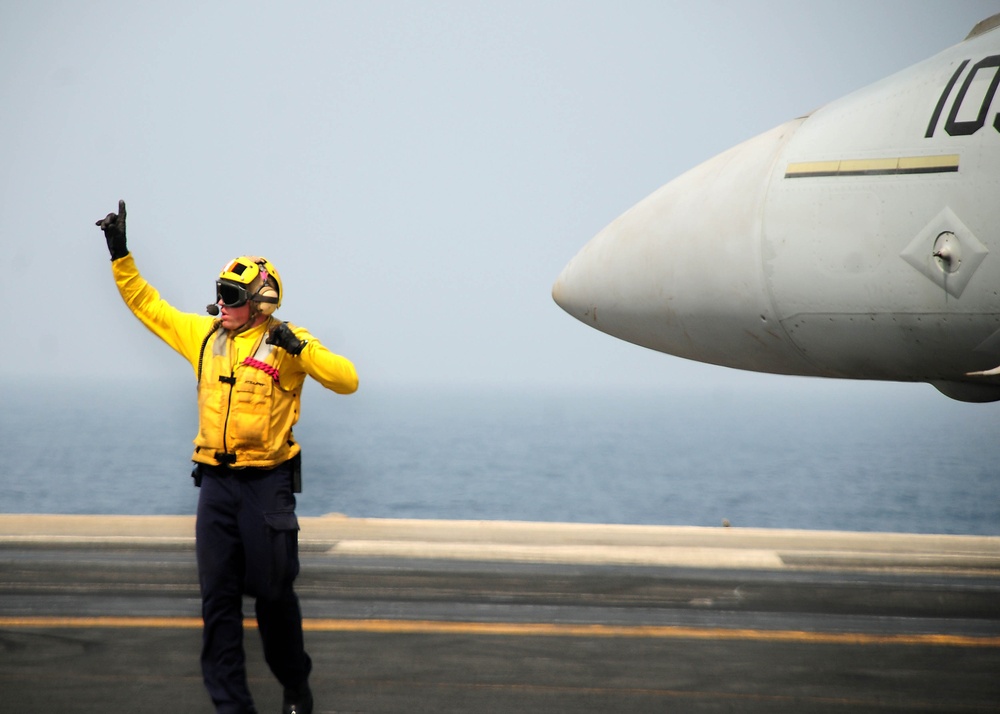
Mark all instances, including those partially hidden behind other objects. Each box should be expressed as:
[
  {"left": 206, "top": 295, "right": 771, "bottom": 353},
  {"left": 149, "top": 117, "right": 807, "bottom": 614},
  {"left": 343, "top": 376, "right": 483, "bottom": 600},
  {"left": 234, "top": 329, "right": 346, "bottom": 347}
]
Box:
[{"left": 2, "top": 1, "right": 998, "bottom": 399}]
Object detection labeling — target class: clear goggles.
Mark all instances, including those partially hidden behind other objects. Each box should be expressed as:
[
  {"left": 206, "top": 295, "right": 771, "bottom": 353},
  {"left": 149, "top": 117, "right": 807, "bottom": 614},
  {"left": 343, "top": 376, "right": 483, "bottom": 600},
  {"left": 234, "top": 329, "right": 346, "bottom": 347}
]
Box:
[{"left": 216, "top": 280, "right": 252, "bottom": 308}]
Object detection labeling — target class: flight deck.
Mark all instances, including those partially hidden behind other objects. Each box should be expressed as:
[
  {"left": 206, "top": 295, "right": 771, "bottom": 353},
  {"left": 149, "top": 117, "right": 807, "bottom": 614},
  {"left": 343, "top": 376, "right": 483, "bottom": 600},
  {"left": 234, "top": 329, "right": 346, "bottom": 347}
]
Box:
[{"left": 1, "top": 514, "right": 998, "bottom": 712}]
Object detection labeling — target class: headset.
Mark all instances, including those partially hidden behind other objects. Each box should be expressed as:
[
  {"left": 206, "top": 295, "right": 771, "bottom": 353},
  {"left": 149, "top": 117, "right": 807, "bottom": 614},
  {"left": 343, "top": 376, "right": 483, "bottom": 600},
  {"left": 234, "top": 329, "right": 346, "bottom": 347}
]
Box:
[{"left": 254, "top": 263, "right": 279, "bottom": 316}]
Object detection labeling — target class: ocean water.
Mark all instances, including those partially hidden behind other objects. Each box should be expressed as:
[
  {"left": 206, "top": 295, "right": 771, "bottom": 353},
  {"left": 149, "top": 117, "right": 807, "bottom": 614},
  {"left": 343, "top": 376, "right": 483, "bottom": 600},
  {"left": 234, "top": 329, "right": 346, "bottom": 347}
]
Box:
[{"left": 2, "top": 376, "right": 999, "bottom": 535}]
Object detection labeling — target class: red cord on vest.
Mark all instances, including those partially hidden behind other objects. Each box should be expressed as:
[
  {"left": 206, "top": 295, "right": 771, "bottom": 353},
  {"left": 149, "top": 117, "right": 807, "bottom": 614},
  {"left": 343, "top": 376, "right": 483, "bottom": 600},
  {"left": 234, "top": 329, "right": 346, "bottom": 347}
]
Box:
[{"left": 242, "top": 357, "right": 280, "bottom": 382}]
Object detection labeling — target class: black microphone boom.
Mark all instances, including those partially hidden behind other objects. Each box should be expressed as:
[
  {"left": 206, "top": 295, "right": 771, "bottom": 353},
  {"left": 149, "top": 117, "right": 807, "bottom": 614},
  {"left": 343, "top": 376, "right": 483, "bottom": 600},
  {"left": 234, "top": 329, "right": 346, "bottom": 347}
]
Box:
[{"left": 206, "top": 304, "right": 220, "bottom": 316}]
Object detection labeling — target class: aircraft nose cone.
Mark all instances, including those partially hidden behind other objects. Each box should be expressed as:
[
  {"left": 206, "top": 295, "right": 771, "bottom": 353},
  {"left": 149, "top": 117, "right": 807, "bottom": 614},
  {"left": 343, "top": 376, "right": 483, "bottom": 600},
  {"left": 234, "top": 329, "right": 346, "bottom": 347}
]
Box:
[{"left": 553, "top": 119, "right": 810, "bottom": 374}]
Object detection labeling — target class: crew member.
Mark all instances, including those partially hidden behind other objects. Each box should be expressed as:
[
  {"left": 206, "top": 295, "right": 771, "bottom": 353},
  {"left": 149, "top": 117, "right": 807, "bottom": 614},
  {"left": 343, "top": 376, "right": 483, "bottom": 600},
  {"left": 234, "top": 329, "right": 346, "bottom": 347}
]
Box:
[{"left": 96, "top": 200, "right": 358, "bottom": 714}]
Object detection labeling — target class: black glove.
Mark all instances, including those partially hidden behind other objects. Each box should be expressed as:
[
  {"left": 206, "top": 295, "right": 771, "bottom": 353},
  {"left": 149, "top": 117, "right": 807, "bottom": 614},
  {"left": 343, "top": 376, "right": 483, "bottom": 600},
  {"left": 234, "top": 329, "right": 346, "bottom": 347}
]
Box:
[
  {"left": 267, "top": 322, "right": 307, "bottom": 356},
  {"left": 95, "top": 199, "right": 129, "bottom": 261}
]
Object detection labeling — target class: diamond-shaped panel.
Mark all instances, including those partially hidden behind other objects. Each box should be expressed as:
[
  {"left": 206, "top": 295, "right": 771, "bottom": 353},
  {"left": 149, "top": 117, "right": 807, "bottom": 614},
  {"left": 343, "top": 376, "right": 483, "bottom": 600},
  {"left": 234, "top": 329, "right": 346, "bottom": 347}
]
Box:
[{"left": 900, "top": 207, "right": 988, "bottom": 298}]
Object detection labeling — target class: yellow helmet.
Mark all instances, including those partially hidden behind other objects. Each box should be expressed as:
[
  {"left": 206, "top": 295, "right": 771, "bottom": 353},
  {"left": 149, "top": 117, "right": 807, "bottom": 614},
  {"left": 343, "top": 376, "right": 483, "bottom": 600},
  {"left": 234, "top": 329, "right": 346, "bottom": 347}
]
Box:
[{"left": 216, "top": 256, "right": 282, "bottom": 315}]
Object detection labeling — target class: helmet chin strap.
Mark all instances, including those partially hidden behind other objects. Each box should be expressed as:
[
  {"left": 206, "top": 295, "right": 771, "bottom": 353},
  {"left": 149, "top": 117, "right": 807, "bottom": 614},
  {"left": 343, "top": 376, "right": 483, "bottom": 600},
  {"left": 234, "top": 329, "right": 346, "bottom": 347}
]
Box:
[
  {"left": 228, "top": 301, "right": 270, "bottom": 335},
  {"left": 230, "top": 318, "right": 255, "bottom": 335}
]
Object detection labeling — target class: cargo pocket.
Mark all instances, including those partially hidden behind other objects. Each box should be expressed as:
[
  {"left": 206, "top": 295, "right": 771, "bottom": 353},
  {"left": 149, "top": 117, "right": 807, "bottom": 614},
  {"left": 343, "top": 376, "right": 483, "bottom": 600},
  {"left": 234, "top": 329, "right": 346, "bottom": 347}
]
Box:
[
  {"left": 261, "top": 510, "right": 301, "bottom": 599},
  {"left": 232, "top": 376, "right": 273, "bottom": 448}
]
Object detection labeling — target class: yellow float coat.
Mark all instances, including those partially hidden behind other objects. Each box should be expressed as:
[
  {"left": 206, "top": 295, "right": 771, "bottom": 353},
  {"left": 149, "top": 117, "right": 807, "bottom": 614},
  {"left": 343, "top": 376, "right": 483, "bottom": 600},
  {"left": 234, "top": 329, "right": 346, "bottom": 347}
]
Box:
[{"left": 113, "top": 254, "right": 358, "bottom": 468}]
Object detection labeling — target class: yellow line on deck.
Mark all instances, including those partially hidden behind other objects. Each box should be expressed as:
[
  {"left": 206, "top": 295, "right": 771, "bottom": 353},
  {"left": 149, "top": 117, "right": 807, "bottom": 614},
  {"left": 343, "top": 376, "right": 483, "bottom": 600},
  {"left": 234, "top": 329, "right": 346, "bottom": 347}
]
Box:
[{"left": 1, "top": 616, "right": 998, "bottom": 648}]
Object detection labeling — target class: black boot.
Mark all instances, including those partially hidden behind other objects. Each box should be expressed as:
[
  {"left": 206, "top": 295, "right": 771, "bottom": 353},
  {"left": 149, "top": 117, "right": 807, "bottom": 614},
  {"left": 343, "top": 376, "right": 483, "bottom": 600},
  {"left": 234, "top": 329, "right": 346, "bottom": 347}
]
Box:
[{"left": 282, "top": 683, "right": 313, "bottom": 714}]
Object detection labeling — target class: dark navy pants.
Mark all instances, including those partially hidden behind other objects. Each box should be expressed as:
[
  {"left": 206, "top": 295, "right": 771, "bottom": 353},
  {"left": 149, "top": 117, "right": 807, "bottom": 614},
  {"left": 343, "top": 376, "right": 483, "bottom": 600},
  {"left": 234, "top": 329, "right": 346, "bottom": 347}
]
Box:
[{"left": 195, "top": 461, "right": 312, "bottom": 714}]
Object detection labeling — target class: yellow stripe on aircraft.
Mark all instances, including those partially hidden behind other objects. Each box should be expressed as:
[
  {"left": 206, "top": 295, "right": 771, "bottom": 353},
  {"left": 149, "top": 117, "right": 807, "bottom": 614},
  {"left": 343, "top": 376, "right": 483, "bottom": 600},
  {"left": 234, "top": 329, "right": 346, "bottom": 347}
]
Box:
[
  {"left": 785, "top": 154, "right": 959, "bottom": 178},
  {"left": 1, "top": 616, "right": 998, "bottom": 648}
]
